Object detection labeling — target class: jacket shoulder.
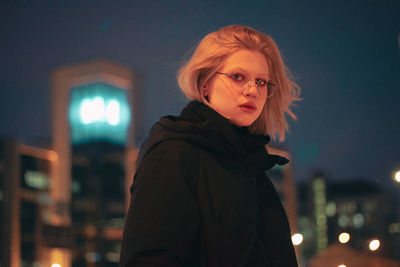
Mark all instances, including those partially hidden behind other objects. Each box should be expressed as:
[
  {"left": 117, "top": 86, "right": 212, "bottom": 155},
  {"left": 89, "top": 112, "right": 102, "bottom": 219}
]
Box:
[
  {"left": 141, "top": 139, "right": 201, "bottom": 164},
  {"left": 133, "top": 140, "right": 201, "bottom": 188}
]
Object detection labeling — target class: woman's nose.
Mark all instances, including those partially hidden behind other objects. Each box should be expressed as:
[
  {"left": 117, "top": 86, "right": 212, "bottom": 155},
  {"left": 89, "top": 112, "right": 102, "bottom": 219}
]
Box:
[{"left": 243, "top": 80, "right": 258, "bottom": 96}]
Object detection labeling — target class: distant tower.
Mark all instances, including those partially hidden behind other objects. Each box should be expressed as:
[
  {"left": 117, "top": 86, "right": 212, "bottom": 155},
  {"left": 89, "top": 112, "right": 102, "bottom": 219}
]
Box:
[
  {"left": 312, "top": 172, "right": 328, "bottom": 253},
  {"left": 50, "top": 59, "right": 137, "bottom": 266}
]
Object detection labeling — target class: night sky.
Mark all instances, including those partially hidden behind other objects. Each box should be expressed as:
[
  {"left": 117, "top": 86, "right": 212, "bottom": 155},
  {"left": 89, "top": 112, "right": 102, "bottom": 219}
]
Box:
[{"left": 1, "top": 0, "right": 399, "bottom": 189}]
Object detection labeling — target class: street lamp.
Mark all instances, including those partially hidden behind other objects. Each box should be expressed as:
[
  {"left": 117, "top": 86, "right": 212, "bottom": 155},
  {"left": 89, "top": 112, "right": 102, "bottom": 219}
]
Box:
[
  {"left": 369, "top": 239, "right": 380, "bottom": 251},
  {"left": 338, "top": 232, "right": 350, "bottom": 244},
  {"left": 291, "top": 233, "right": 304, "bottom": 246},
  {"left": 394, "top": 170, "right": 400, "bottom": 183}
]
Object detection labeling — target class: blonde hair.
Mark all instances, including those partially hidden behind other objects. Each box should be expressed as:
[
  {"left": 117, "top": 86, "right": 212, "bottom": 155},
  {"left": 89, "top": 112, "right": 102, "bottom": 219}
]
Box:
[{"left": 177, "top": 25, "right": 301, "bottom": 142}]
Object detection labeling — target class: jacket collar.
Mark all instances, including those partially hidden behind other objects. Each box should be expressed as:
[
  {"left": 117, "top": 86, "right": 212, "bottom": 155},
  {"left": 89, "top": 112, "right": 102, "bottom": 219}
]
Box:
[{"left": 177, "top": 101, "right": 289, "bottom": 173}]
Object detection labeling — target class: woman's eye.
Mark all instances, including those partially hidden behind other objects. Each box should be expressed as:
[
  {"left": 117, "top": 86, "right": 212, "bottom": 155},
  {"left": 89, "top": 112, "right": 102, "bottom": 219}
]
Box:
[
  {"left": 256, "top": 79, "right": 267, "bottom": 87},
  {"left": 230, "top": 73, "right": 245, "bottom": 81}
]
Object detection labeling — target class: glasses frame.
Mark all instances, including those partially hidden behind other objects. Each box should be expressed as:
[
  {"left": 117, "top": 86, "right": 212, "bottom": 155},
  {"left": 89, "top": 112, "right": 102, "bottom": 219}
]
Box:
[{"left": 215, "top": 71, "right": 276, "bottom": 98}]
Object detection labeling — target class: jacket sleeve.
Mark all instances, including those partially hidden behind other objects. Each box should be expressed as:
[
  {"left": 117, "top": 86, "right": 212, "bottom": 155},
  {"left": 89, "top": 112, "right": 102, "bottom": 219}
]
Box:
[{"left": 120, "top": 141, "right": 201, "bottom": 267}]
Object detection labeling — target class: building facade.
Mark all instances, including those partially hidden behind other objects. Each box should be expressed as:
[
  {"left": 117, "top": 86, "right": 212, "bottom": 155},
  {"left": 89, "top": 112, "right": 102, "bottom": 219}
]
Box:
[{"left": 1, "top": 59, "right": 137, "bottom": 267}]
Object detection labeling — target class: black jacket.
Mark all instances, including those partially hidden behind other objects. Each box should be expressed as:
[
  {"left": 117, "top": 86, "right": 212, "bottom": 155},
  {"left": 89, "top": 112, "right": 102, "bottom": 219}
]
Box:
[{"left": 120, "top": 101, "right": 298, "bottom": 267}]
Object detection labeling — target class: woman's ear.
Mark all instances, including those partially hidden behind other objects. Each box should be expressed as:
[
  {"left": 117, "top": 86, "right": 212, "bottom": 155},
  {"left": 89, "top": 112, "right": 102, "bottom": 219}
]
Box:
[
  {"left": 202, "top": 83, "right": 208, "bottom": 96},
  {"left": 202, "top": 83, "right": 210, "bottom": 101}
]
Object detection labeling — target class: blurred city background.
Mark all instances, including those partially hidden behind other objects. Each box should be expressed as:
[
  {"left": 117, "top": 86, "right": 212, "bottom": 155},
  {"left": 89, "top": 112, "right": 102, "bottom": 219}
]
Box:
[{"left": 1, "top": 1, "right": 399, "bottom": 266}]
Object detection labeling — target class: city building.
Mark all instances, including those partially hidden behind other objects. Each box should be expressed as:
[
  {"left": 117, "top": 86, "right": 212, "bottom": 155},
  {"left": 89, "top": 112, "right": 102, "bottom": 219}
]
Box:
[
  {"left": 297, "top": 172, "right": 400, "bottom": 264},
  {"left": 309, "top": 243, "right": 400, "bottom": 267},
  {"left": 0, "top": 138, "right": 68, "bottom": 267},
  {"left": 1, "top": 59, "right": 137, "bottom": 267},
  {"left": 51, "top": 59, "right": 137, "bottom": 267}
]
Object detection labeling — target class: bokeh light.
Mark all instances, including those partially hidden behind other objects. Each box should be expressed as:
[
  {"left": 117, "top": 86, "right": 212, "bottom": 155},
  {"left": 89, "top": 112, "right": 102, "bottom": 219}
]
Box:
[
  {"left": 394, "top": 170, "right": 400, "bottom": 183},
  {"left": 338, "top": 232, "right": 350, "bottom": 244},
  {"left": 291, "top": 233, "right": 304, "bottom": 246},
  {"left": 369, "top": 239, "right": 380, "bottom": 251}
]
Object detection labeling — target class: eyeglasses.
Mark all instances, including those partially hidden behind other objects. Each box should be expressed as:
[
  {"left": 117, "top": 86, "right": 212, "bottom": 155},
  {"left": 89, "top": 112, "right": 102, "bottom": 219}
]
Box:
[{"left": 216, "top": 71, "right": 276, "bottom": 98}]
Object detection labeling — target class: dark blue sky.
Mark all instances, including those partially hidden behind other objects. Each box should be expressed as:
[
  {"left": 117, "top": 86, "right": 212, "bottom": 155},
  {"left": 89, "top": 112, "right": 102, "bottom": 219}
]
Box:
[{"left": 1, "top": 0, "right": 399, "bottom": 186}]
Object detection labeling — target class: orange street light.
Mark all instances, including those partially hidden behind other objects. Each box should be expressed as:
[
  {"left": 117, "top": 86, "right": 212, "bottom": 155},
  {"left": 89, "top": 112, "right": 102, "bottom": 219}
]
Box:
[
  {"left": 291, "top": 233, "right": 304, "bottom": 246},
  {"left": 338, "top": 232, "right": 350, "bottom": 244},
  {"left": 394, "top": 170, "right": 400, "bottom": 183},
  {"left": 369, "top": 239, "right": 380, "bottom": 251}
]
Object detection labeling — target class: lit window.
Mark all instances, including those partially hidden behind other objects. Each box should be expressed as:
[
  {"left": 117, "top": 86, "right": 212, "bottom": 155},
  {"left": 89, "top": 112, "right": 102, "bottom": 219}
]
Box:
[{"left": 106, "top": 99, "right": 120, "bottom": 126}]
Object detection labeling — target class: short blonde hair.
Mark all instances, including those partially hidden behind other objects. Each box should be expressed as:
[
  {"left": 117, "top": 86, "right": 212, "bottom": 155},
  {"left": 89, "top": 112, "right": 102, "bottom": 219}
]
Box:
[{"left": 177, "top": 25, "right": 301, "bottom": 142}]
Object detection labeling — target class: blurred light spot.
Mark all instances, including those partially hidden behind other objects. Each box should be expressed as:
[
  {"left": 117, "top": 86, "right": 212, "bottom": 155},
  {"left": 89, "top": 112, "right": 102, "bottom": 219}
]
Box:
[
  {"left": 51, "top": 264, "right": 61, "bottom": 267},
  {"left": 338, "top": 215, "right": 348, "bottom": 227},
  {"left": 291, "top": 233, "right": 303, "bottom": 246},
  {"left": 388, "top": 223, "right": 400, "bottom": 233},
  {"left": 105, "top": 251, "right": 120, "bottom": 262},
  {"left": 86, "top": 252, "right": 101, "bottom": 262},
  {"left": 107, "top": 99, "right": 120, "bottom": 126},
  {"left": 25, "top": 170, "right": 49, "bottom": 189},
  {"left": 71, "top": 180, "right": 81, "bottom": 194},
  {"left": 353, "top": 213, "right": 364, "bottom": 228},
  {"left": 369, "top": 239, "right": 380, "bottom": 251},
  {"left": 394, "top": 170, "right": 400, "bottom": 183},
  {"left": 338, "top": 232, "right": 350, "bottom": 244},
  {"left": 326, "top": 202, "right": 336, "bottom": 217},
  {"left": 338, "top": 265, "right": 347, "bottom": 267}
]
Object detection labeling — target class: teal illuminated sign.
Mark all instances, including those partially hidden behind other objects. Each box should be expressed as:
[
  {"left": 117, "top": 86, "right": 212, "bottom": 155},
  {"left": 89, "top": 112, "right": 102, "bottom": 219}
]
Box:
[{"left": 69, "top": 82, "right": 131, "bottom": 145}]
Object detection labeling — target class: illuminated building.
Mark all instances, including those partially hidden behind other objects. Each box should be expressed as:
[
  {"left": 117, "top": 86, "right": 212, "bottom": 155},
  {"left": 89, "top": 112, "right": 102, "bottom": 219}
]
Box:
[
  {"left": 308, "top": 243, "right": 400, "bottom": 267},
  {"left": 0, "top": 59, "right": 138, "bottom": 267},
  {"left": 297, "top": 174, "right": 399, "bottom": 263},
  {"left": 0, "top": 138, "right": 69, "bottom": 267},
  {"left": 51, "top": 59, "right": 137, "bottom": 266},
  {"left": 294, "top": 172, "right": 329, "bottom": 260},
  {"left": 325, "top": 179, "right": 394, "bottom": 258},
  {"left": 312, "top": 173, "right": 328, "bottom": 252}
]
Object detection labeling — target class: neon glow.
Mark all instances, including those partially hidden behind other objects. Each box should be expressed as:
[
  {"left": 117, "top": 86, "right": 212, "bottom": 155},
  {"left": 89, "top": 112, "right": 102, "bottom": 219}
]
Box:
[
  {"left": 69, "top": 82, "right": 131, "bottom": 145},
  {"left": 79, "top": 97, "right": 120, "bottom": 126}
]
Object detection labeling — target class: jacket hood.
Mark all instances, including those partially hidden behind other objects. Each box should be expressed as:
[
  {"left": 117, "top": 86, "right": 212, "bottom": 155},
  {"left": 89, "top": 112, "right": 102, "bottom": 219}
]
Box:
[{"left": 138, "top": 101, "right": 288, "bottom": 174}]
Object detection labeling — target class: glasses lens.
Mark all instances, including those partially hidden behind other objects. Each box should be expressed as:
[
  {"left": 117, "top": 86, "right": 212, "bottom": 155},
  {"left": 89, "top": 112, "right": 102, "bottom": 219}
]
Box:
[{"left": 226, "top": 73, "right": 271, "bottom": 98}]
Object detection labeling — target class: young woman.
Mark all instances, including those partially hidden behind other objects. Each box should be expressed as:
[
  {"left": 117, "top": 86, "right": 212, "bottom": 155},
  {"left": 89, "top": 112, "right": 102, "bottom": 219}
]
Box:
[{"left": 120, "top": 25, "right": 301, "bottom": 267}]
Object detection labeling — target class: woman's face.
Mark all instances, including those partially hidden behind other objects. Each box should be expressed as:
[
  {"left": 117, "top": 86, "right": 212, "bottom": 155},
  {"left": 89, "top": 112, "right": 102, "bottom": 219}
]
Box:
[{"left": 203, "top": 49, "right": 270, "bottom": 127}]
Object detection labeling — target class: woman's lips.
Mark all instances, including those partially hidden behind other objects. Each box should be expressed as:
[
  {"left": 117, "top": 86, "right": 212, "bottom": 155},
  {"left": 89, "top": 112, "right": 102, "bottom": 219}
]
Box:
[{"left": 239, "top": 103, "right": 256, "bottom": 112}]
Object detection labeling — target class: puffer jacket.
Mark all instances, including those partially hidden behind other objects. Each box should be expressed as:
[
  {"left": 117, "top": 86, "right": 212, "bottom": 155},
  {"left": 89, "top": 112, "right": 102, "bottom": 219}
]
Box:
[{"left": 120, "top": 101, "right": 298, "bottom": 267}]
